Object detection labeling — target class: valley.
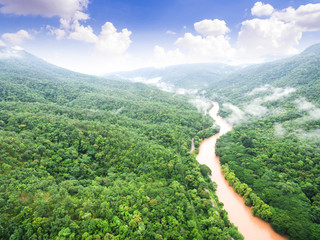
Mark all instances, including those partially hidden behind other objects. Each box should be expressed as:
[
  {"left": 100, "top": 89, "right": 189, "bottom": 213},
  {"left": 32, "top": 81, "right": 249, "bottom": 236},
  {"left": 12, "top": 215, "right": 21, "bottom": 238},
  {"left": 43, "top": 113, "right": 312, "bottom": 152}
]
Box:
[
  {"left": 0, "top": 43, "right": 319, "bottom": 239},
  {"left": 197, "top": 102, "right": 287, "bottom": 240}
]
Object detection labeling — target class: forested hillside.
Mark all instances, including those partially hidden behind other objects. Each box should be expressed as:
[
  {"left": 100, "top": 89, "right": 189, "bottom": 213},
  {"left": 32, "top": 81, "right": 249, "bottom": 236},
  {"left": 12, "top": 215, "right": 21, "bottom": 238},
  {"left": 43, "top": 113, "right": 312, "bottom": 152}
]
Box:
[
  {"left": 213, "top": 44, "right": 320, "bottom": 240},
  {"left": 208, "top": 44, "right": 320, "bottom": 104},
  {"left": 106, "top": 63, "right": 239, "bottom": 93},
  {"left": 0, "top": 47, "right": 243, "bottom": 239}
]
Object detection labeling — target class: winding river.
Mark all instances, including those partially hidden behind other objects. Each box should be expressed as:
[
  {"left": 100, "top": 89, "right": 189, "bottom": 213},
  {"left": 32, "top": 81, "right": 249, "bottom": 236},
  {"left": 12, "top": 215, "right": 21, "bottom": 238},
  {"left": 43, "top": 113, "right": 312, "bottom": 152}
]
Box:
[{"left": 196, "top": 102, "right": 287, "bottom": 240}]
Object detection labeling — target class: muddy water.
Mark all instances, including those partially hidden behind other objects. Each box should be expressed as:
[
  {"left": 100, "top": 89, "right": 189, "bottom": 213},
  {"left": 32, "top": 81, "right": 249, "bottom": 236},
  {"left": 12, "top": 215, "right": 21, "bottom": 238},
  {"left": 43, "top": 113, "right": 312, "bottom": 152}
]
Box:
[{"left": 196, "top": 102, "right": 287, "bottom": 240}]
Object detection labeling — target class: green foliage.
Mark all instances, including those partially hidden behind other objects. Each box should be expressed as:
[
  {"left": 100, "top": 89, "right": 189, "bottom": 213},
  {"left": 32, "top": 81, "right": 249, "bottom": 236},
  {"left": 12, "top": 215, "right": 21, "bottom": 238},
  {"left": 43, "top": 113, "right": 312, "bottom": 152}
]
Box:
[
  {"left": 207, "top": 43, "right": 320, "bottom": 106},
  {"left": 0, "top": 48, "right": 242, "bottom": 239},
  {"left": 206, "top": 44, "right": 320, "bottom": 240},
  {"left": 216, "top": 114, "right": 320, "bottom": 239}
]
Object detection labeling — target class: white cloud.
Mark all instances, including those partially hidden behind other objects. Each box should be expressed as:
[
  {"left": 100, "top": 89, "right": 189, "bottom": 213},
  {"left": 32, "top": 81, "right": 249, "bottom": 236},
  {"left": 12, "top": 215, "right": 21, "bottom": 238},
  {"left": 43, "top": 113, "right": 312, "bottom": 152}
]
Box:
[
  {"left": 95, "top": 22, "right": 132, "bottom": 54},
  {"left": 166, "top": 30, "right": 176, "bottom": 35},
  {"left": 223, "top": 103, "right": 247, "bottom": 125},
  {"left": 274, "top": 123, "right": 285, "bottom": 137},
  {"left": 295, "top": 98, "right": 315, "bottom": 111},
  {"left": 1, "top": 0, "right": 132, "bottom": 56},
  {"left": 2, "top": 29, "right": 33, "bottom": 45},
  {"left": 247, "top": 84, "right": 272, "bottom": 95},
  {"left": 273, "top": 3, "right": 320, "bottom": 32},
  {"left": 238, "top": 18, "right": 301, "bottom": 58},
  {"left": 246, "top": 86, "right": 295, "bottom": 116},
  {"left": 49, "top": 18, "right": 132, "bottom": 55},
  {"left": 153, "top": 45, "right": 186, "bottom": 67},
  {"left": 295, "top": 98, "right": 320, "bottom": 121},
  {"left": 222, "top": 86, "right": 296, "bottom": 125},
  {"left": 194, "top": 19, "right": 230, "bottom": 37},
  {"left": 175, "top": 33, "right": 235, "bottom": 61},
  {"left": 238, "top": 3, "right": 320, "bottom": 61},
  {"left": 244, "top": 103, "right": 268, "bottom": 117},
  {"left": 295, "top": 4, "right": 320, "bottom": 31},
  {"left": 68, "top": 21, "right": 98, "bottom": 43},
  {"left": 251, "top": 2, "right": 274, "bottom": 17},
  {"left": 12, "top": 45, "right": 24, "bottom": 51},
  {"left": 129, "top": 76, "right": 174, "bottom": 92},
  {"left": 296, "top": 129, "right": 320, "bottom": 140},
  {"left": 0, "top": 0, "right": 89, "bottom": 18},
  {"left": 189, "top": 98, "right": 212, "bottom": 115},
  {"left": 262, "top": 87, "right": 296, "bottom": 102},
  {"left": 151, "top": 18, "right": 235, "bottom": 67},
  {"left": 47, "top": 27, "right": 66, "bottom": 40},
  {"left": 0, "top": 40, "right": 6, "bottom": 47},
  {"left": 48, "top": 11, "right": 97, "bottom": 43}
]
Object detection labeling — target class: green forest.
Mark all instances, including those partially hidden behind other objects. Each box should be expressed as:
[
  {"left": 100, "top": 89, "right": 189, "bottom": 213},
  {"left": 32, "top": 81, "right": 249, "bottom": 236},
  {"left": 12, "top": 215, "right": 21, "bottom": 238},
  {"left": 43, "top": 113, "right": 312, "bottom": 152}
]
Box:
[
  {"left": 213, "top": 44, "right": 320, "bottom": 240},
  {"left": 1, "top": 43, "right": 320, "bottom": 240},
  {"left": 0, "top": 47, "right": 242, "bottom": 240}
]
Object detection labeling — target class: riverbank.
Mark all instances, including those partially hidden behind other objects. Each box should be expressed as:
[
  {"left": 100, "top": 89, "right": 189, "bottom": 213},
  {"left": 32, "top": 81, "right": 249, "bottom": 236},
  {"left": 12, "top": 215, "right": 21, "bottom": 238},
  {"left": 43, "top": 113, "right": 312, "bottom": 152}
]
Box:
[{"left": 196, "top": 101, "right": 287, "bottom": 240}]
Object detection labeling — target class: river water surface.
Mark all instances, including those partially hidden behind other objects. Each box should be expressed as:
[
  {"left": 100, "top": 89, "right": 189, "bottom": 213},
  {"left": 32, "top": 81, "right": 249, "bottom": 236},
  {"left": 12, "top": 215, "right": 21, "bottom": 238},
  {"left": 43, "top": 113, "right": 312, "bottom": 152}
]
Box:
[{"left": 196, "top": 102, "right": 287, "bottom": 240}]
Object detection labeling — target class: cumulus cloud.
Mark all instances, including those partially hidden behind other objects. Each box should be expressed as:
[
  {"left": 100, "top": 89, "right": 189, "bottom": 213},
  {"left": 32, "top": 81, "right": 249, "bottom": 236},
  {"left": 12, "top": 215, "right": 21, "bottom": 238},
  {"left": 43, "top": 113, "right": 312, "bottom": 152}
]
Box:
[
  {"left": 171, "top": 2, "right": 320, "bottom": 65},
  {"left": 175, "top": 33, "right": 235, "bottom": 61},
  {"left": 194, "top": 19, "right": 230, "bottom": 37},
  {"left": 174, "top": 18, "right": 234, "bottom": 62},
  {"left": 69, "top": 24, "right": 97, "bottom": 43},
  {"left": 0, "top": 0, "right": 89, "bottom": 18},
  {"left": 48, "top": 15, "right": 132, "bottom": 55},
  {"left": 238, "top": 2, "right": 320, "bottom": 60},
  {"left": 0, "top": 40, "right": 6, "bottom": 47},
  {"left": 152, "top": 18, "right": 235, "bottom": 67},
  {"left": 273, "top": 3, "right": 320, "bottom": 32},
  {"left": 0, "top": 0, "right": 132, "bottom": 56},
  {"left": 2, "top": 29, "right": 33, "bottom": 44},
  {"left": 153, "top": 45, "right": 186, "bottom": 67},
  {"left": 251, "top": 2, "right": 274, "bottom": 17},
  {"left": 95, "top": 22, "right": 132, "bottom": 54},
  {"left": 238, "top": 18, "right": 301, "bottom": 57}
]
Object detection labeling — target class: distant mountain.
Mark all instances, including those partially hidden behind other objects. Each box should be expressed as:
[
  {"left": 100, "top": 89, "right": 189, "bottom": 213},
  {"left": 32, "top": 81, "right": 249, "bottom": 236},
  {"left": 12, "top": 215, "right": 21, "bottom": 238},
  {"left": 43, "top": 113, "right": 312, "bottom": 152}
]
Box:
[
  {"left": 0, "top": 47, "right": 83, "bottom": 81},
  {"left": 0, "top": 46, "right": 173, "bottom": 106},
  {"left": 207, "top": 43, "right": 320, "bottom": 104},
  {"left": 106, "top": 63, "right": 240, "bottom": 93}
]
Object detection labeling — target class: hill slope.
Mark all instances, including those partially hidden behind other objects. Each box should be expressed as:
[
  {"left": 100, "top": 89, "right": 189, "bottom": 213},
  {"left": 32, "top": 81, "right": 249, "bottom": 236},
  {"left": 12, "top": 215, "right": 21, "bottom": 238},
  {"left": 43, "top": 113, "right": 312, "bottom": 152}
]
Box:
[
  {"left": 0, "top": 47, "right": 242, "bottom": 239},
  {"left": 106, "top": 63, "right": 239, "bottom": 93},
  {"left": 211, "top": 44, "right": 320, "bottom": 240},
  {"left": 208, "top": 43, "right": 320, "bottom": 104}
]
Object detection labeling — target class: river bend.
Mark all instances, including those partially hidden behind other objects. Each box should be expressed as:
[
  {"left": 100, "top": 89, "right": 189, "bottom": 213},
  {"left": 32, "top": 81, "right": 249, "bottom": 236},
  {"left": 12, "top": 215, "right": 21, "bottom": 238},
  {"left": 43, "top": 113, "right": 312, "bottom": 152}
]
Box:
[{"left": 196, "top": 101, "right": 287, "bottom": 240}]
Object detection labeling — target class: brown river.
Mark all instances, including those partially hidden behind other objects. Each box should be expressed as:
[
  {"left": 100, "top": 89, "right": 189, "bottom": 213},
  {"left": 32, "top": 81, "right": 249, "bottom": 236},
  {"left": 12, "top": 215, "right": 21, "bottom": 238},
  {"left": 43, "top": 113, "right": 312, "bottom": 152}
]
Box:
[{"left": 196, "top": 101, "right": 287, "bottom": 240}]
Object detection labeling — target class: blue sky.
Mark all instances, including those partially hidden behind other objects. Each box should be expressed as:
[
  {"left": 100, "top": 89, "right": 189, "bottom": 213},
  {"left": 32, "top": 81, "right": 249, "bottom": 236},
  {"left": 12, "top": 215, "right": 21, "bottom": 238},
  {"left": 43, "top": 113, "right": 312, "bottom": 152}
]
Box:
[{"left": 0, "top": 0, "right": 320, "bottom": 74}]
